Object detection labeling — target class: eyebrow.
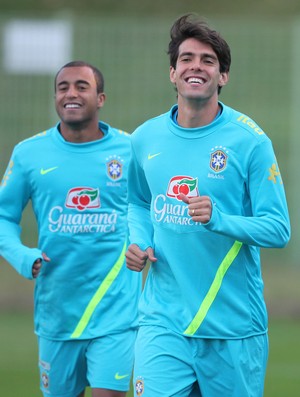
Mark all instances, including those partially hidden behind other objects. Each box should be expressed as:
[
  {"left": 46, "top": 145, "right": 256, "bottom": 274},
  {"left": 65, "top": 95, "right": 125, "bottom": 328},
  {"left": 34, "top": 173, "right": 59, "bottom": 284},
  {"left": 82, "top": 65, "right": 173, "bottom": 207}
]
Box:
[
  {"left": 179, "top": 51, "right": 194, "bottom": 57},
  {"left": 57, "top": 79, "right": 90, "bottom": 87},
  {"left": 179, "top": 51, "right": 218, "bottom": 60}
]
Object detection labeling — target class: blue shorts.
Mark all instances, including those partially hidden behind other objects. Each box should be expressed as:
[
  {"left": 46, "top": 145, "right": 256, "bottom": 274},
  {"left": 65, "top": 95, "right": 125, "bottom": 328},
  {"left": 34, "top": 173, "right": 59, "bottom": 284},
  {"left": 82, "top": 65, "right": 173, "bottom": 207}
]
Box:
[
  {"left": 38, "top": 329, "right": 136, "bottom": 397},
  {"left": 133, "top": 326, "right": 268, "bottom": 397}
]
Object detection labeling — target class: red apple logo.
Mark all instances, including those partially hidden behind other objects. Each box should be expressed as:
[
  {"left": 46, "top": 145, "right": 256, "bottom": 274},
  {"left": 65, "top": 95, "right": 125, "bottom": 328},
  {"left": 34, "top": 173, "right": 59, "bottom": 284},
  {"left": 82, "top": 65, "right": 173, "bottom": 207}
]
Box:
[
  {"left": 167, "top": 176, "right": 198, "bottom": 200},
  {"left": 65, "top": 187, "right": 100, "bottom": 210}
]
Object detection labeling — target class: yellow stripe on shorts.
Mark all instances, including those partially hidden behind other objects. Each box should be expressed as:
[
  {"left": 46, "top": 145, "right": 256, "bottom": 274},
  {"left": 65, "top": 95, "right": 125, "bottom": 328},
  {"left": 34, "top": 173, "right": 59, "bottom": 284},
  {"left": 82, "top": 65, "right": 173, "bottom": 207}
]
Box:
[
  {"left": 184, "top": 240, "right": 243, "bottom": 336},
  {"left": 71, "top": 240, "right": 127, "bottom": 339}
]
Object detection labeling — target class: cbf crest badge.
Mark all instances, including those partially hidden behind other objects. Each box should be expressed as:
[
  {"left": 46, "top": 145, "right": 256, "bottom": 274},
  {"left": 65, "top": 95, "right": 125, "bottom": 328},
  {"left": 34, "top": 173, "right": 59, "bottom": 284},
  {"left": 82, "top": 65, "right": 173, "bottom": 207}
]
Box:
[
  {"left": 135, "top": 377, "right": 144, "bottom": 396},
  {"left": 210, "top": 147, "right": 228, "bottom": 173},
  {"left": 106, "top": 155, "right": 123, "bottom": 181},
  {"left": 41, "top": 372, "right": 49, "bottom": 389}
]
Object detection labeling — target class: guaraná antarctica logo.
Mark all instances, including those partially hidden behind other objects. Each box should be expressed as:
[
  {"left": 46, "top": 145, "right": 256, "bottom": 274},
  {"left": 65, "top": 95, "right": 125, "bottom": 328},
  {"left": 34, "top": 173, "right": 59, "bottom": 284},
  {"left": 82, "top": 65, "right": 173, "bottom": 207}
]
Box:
[
  {"left": 153, "top": 175, "right": 200, "bottom": 226},
  {"left": 65, "top": 187, "right": 100, "bottom": 211},
  {"left": 166, "top": 175, "right": 199, "bottom": 201},
  {"left": 47, "top": 186, "right": 117, "bottom": 234}
]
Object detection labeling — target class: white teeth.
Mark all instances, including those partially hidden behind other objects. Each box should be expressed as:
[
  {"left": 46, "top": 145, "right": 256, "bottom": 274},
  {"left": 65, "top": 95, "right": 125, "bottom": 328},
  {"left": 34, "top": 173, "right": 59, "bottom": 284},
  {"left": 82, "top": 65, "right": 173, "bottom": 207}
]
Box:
[
  {"left": 188, "top": 77, "right": 204, "bottom": 84},
  {"left": 65, "top": 104, "right": 80, "bottom": 108}
]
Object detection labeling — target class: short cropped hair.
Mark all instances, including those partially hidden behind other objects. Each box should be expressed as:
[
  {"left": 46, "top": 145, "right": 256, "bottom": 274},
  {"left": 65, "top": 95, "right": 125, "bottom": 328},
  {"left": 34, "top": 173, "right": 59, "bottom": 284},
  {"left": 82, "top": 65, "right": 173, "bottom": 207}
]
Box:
[{"left": 55, "top": 61, "right": 105, "bottom": 93}]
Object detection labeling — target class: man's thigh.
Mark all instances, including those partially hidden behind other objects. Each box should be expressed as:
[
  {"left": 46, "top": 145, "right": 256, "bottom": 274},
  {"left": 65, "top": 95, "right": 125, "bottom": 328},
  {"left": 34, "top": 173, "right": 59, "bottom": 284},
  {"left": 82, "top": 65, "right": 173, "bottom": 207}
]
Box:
[
  {"left": 38, "top": 330, "right": 137, "bottom": 397},
  {"left": 133, "top": 326, "right": 268, "bottom": 397},
  {"left": 194, "top": 334, "right": 269, "bottom": 397},
  {"left": 87, "top": 329, "right": 137, "bottom": 392},
  {"left": 133, "top": 326, "right": 197, "bottom": 397},
  {"left": 38, "top": 337, "right": 88, "bottom": 397}
]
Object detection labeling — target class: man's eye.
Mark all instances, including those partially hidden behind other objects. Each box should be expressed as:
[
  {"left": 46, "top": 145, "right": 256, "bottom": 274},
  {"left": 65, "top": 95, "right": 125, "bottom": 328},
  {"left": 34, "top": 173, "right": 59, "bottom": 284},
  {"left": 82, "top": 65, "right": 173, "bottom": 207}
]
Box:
[{"left": 204, "top": 58, "right": 215, "bottom": 64}]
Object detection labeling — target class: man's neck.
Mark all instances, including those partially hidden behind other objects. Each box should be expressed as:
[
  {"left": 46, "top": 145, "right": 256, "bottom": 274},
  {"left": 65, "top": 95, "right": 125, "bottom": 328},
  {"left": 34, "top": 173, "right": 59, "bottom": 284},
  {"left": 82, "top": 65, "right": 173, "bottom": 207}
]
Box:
[
  {"left": 59, "top": 122, "right": 103, "bottom": 143},
  {"left": 176, "top": 98, "right": 220, "bottom": 128}
]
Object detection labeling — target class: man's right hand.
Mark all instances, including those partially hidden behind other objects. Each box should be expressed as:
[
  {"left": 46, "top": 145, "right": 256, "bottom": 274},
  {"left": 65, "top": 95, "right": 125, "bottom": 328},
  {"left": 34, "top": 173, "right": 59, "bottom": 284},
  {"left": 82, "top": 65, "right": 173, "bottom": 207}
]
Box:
[{"left": 125, "top": 244, "right": 157, "bottom": 272}]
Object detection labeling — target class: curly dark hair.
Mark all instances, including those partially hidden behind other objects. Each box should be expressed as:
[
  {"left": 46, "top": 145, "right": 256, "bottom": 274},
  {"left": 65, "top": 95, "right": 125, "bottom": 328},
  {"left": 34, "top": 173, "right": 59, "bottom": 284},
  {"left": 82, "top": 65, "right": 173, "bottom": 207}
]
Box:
[{"left": 168, "top": 14, "right": 231, "bottom": 75}]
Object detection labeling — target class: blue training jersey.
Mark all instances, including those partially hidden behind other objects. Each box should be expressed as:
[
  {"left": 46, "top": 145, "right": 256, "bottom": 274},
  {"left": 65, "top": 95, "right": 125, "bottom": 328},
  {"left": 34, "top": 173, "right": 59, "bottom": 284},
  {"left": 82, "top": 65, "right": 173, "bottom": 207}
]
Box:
[
  {"left": 128, "top": 103, "right": 290, "bottom": 339},
  {"left": 0, "top": 122, "right": 141, "bottom": 340}
]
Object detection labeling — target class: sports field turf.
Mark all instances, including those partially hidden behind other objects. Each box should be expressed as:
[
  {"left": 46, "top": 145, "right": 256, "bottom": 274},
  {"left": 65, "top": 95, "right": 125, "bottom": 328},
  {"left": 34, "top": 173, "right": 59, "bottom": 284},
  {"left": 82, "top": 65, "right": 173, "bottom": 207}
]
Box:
[{"left": 0, "top": 312, "right": 299, "bottom": 396}]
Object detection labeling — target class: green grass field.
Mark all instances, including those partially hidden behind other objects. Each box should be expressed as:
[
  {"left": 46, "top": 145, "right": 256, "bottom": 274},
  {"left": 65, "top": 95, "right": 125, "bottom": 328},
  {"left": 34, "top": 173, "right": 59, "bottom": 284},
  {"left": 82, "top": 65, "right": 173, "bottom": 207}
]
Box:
[{"left": 0, "top": 312, "right": 299, "bottom": 396}]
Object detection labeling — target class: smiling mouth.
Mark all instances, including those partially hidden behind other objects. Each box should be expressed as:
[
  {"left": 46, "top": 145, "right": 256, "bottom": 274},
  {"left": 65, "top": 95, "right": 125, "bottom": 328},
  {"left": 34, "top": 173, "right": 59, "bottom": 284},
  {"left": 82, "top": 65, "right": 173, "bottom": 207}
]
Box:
[
  {"left": 64, "top": 103, "right": 81, "bottom": 108},
  {"left": 186, "top": 77, "right": 205, "bottom": 84}
]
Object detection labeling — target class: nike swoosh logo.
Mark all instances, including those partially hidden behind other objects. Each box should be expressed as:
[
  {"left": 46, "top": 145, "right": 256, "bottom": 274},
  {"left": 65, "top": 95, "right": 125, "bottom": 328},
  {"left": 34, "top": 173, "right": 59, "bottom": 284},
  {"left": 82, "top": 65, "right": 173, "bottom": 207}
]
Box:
[
  {"left": 114, "top": 372, "right": 130, "bottom": 380},
  {"left": 40, "top": 167, "right": 58, "bottom": 175},
  {"left": 148, "top": 152, "right": 161, "bottom": 160}
]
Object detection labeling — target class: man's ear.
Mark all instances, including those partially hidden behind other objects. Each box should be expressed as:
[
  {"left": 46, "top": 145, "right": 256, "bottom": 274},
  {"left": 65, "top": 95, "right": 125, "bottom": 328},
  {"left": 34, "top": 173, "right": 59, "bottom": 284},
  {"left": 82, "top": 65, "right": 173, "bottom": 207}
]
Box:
[
  {"left": 170, "top": 66, "right": 177, "bottom": 85},
  {"left": 97, "top": 92, "right": 106, "bottom": 109},
  {"left": 219, "top": 72, "right": 229, "bottom": 88}
]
